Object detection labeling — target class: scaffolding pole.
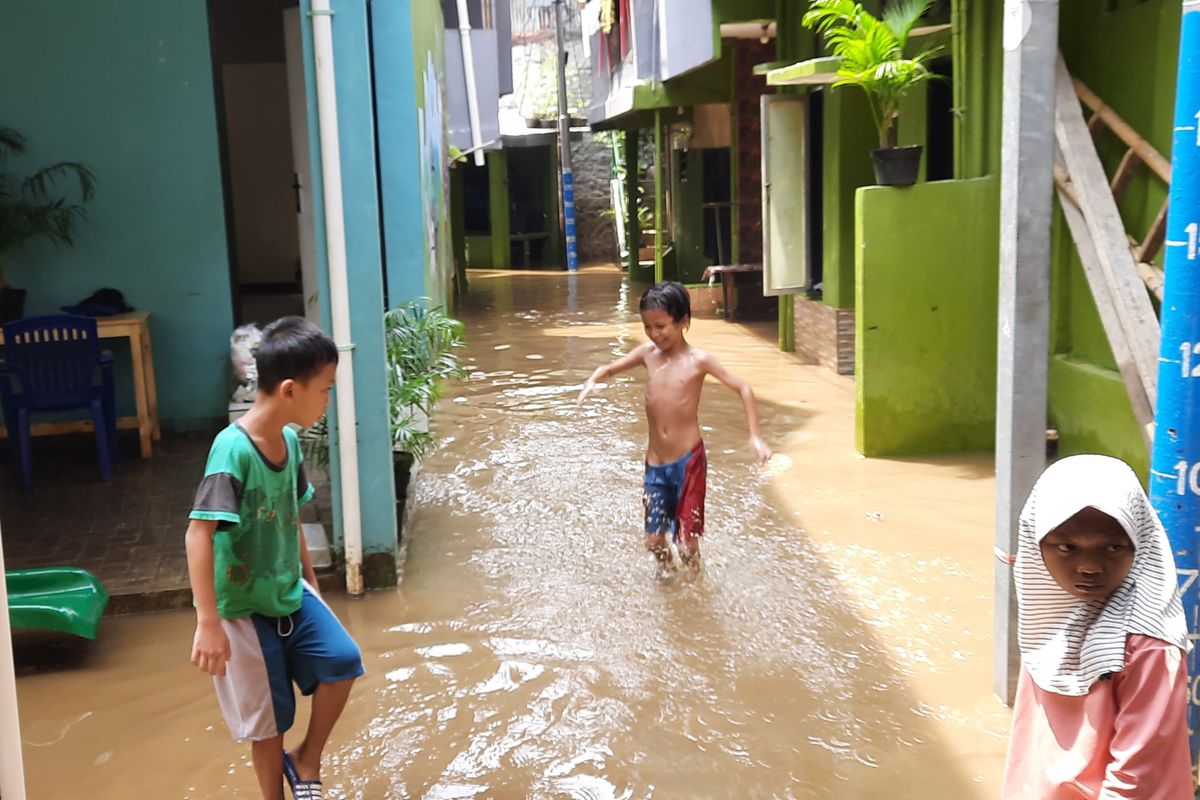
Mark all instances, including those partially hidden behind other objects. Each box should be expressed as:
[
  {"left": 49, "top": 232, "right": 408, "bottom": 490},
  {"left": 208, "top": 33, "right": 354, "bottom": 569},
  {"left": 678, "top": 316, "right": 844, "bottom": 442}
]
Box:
[
  {"left": 994, "top": 0, "right": 1059, "bottom": 705},
  {"left": 1147, "top": 0, "right": 1200, "bottom": 771}
]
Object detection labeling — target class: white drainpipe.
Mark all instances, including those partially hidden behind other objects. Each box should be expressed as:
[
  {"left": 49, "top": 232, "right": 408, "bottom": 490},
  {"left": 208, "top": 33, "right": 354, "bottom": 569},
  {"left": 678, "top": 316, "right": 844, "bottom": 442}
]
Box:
[
  {"left": 311, "top": 0, "right": 365, "bottom": 596},
  {"left": 456, "top": 0, "right": 487, "bottom": 166},
  {"left": 0, "top": 521, "right": 27, "bottom": 799}
]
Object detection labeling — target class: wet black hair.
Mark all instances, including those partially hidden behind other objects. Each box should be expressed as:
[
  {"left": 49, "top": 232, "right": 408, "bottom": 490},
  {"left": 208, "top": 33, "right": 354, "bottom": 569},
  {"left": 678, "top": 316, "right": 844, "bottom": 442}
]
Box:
[
  {"left": 638, "top": 281, "right": 691, "bottom": 323},
  {"left": 256, "top": 316, "right": 339, "bottom": 394}
]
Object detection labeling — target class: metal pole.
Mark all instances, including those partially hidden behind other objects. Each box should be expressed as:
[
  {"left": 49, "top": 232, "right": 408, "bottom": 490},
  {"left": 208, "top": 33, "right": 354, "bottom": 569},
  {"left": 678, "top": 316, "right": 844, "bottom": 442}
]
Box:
[
  {"left": 554, "top": 0, "right": 579, "bottom": 271},
  {"left": 654, "top": 109, "right": 665, "bottom": 283},
  {"left": 994, "top": 0, "right": 1059, "bottom": 705},
  {"left": 311, "top": 0, "right": 365, "bottom": 596},
  {"left": 456, "top": 0, "right": 487, "bottom": 167},
  {"left": 624, "top": 129, "right": 640, "bottom": 274},
  {"left": 1148, "top": 0, "right": 1200, "bottom": 770},
  {"left": 0, "top": 519, "right": 28, "bottom": 799}
]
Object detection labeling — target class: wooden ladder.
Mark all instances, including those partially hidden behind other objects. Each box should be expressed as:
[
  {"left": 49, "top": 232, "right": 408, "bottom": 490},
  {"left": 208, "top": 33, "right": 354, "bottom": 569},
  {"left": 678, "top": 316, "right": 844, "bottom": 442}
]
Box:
[{"left": 1052, "top": 55, "right": 1167, "bottom": 448}]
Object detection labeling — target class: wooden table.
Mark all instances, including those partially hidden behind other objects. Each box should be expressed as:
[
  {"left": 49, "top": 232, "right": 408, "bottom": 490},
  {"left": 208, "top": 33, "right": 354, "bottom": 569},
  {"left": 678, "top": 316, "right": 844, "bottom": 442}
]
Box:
[{"left": 0, "top": 310, "right": 160, "bottom": 459}]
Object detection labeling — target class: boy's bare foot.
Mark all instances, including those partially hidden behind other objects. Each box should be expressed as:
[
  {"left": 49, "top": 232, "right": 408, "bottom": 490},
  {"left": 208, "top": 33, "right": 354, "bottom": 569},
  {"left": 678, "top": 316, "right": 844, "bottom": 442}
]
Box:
[
  {"left": 679, "top": 542, "right": 702, "bottom": 580},
  {"left": 653, "top": 546, "right": 677, "bottom": 571}
]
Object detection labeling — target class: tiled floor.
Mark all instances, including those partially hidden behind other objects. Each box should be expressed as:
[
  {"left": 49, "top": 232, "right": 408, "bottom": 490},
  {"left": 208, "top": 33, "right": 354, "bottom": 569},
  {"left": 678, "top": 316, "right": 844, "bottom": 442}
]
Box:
[{"left": 0, "top": 429, "right": 216, "bottom": 611}]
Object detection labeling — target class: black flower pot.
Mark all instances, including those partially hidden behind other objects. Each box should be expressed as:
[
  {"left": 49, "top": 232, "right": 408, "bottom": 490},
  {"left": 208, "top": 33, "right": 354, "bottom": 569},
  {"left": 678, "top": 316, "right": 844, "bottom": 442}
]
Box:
[
  {"left": 393, "top": 449, "right": 415, "bottom": 541},
  {"left": 871, "top": 145, "right": 924, "bottom": 187},
  {"left": 0, "top": 287, "right": 26, "bottom": 323}
]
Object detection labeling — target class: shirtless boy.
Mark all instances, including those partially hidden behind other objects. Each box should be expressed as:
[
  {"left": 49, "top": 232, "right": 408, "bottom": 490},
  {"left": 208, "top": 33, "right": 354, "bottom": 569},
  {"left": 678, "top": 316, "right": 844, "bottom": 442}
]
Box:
[{"left": 577, "top": 281, "right": 771, "bottom": 572}]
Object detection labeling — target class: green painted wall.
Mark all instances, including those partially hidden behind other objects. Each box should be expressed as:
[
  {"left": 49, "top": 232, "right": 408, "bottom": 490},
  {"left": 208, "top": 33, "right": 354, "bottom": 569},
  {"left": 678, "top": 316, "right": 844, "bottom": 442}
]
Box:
[
  {"left": 466, "top": 236, "right": 494, "bottom": 267},
  {"left": 856, "top": 177, "right": 1000, "bottom": 456},
  {"left": 952, "top": 0, "right": 1002, "bottom": 179},
  {"left": 451, "top": 164, "right": 467, "bottom": 279},
  {"left": 488, "top": 149, "right": 510, "bottom": 268},
  {"left": 1047, "top": 0, "right": 1180, "bottom": 467},
  {"left": 1049, "top": 355, "right": 1147, "bottom": 477},
  {"left": 412, "top": 0, "right": 452, "bottom": 304},
  {"left": 0, "top": 0, "right": 234, "bottom": 428},
  {"left": 821, "top": 89, "right": 878, "bottom": 309},
  {"left": 773, "top": 0, "right": 816, "bottom": 63},
  {"left": 714, "top": 0, "right": 775, "bottom": 24},
  {"left": 671, "top": 147, "right": 710, "bottom": 284}
]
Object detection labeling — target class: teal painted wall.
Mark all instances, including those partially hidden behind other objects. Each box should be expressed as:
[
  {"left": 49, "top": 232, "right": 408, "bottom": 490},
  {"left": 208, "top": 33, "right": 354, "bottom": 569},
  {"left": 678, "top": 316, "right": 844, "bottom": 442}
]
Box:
[
  {"left": 0, "top": 0, "right": 233, "bottom": 428},
  {"left": 1047, "top": 0, "right": 1180, "bottom": 468},
  {"left": 303, "top": 0, "right": 397, "bottom": 569},
  {"left": 856, "top": 178, "right": 1000, "bottom": 456}
]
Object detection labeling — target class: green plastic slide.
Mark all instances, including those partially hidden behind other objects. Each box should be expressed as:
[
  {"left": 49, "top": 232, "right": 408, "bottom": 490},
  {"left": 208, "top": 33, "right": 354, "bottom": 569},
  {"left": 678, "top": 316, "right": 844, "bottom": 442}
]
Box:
[{"left": 7, "top": 567, "right": 109, "bottom": 640}]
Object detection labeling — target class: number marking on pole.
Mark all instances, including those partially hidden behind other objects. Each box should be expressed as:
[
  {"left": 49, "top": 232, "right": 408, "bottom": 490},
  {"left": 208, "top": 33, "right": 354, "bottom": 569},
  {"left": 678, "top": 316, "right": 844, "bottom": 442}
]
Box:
[
  {"left": 1174, "top": 461, "right": 1200, "bottom": 495},
  {"left": 1181, "top": 568, "right": 1200, "bottom": 597}
]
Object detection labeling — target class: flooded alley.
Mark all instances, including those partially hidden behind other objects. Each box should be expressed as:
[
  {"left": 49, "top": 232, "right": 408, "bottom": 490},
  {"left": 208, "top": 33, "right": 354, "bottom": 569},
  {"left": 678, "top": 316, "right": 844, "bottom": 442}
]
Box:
[{"left": 13, "top": 268, "right": 1010, "bottom": 798}]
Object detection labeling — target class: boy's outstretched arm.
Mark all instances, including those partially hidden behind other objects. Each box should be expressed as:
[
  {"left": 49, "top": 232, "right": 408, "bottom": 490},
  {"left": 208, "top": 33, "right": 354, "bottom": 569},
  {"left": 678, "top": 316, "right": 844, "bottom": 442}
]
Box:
[
  {"left": 700, "top": 353, "right": 772, "bottom": 463},
  {"left": 576, "top": 343, "right": 649, "bottom": 406},
  {"left": 185, "top": 518, "right": 231, "bottom": 676}
]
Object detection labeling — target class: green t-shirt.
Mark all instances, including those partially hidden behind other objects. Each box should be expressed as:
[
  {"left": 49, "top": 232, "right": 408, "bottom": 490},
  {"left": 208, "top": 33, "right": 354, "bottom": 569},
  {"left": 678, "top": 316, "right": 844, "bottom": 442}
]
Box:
[{"left": 189, "top": 423, "right": 314, "bottom": 619}]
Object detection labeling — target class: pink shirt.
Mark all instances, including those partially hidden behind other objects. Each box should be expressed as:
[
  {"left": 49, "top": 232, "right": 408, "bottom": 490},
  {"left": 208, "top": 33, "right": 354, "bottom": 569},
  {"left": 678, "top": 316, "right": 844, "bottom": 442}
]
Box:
[{"left": 1003, "top": 634, "right": 1193, "bottom": 799}]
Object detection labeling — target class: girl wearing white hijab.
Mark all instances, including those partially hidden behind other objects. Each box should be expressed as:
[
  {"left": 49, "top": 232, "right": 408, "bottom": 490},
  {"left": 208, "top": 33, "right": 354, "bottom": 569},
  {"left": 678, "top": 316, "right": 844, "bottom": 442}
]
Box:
[{"left": 1002, "top": 455, "right": 1193, "bottom": 798}]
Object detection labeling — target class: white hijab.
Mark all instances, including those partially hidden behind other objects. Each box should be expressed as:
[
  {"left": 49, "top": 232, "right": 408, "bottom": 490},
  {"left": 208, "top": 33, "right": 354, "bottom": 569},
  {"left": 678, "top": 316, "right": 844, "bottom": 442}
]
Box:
[{"left": 1015, "top": 454, "right": 1190, "bottom": 696}]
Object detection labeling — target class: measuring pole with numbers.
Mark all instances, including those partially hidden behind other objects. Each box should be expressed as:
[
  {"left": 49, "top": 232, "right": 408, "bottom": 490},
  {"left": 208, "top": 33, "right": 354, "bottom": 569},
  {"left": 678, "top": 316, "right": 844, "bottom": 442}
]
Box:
[
  {"left": 1148, "top": 0, "right": 1200, "bottom": 769},
  {"left": 554, "top": 0, "right": 579, "bottom": 272}
]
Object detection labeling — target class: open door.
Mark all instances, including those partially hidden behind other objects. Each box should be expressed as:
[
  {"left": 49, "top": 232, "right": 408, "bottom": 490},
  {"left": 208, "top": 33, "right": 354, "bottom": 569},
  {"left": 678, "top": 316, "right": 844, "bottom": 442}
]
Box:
[
  {"left": 761, "top": 94, "right": 809, "bottom": 296},
  {"left": 284, "top": 7, "right": 320, "bottom": 323}
]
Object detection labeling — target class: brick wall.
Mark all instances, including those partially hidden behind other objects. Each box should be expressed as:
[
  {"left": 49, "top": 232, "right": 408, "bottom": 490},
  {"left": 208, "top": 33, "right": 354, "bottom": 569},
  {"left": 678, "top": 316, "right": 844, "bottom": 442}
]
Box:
[
  {"left": 734, "top": 40, "right": 775, "bottom": 265},
  {"left": 794, "top": 295, "right": 855, "bottom": 375}
]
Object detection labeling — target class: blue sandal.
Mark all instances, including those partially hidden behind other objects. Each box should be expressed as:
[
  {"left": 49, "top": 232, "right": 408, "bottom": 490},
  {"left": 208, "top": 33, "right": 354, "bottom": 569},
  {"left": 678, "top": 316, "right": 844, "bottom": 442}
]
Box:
[{"left": 282, "top": 751, "right": 324, "bottom": 800}]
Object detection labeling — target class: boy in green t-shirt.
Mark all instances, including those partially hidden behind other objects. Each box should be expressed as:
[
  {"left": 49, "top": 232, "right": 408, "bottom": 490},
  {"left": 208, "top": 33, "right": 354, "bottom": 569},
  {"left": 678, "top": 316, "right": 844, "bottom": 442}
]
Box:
[{"left": 186, "top": 316, "right": 362, "bottom": 800}]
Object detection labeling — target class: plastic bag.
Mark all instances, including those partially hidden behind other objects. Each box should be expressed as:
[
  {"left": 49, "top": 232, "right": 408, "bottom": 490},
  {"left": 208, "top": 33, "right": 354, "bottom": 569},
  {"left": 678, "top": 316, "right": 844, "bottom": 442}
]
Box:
[{"left": 230, "top": 324, "right": 263, "bottom": 403}]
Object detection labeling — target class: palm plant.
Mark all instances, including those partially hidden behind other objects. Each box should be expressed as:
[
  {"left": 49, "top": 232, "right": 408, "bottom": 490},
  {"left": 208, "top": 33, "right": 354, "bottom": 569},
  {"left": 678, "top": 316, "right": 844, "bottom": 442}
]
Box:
[
  {"left": 0, "top": 127, "right": 95, "bottom": 285},
  {"left": 383, "top": 301, "right": 468, "bottom": 458},
  {"left": 803, "top": 0, "right": 941, "bottom": 150},
  {"left": 301, "top": 301, "right": 467, "bottom": 468}
]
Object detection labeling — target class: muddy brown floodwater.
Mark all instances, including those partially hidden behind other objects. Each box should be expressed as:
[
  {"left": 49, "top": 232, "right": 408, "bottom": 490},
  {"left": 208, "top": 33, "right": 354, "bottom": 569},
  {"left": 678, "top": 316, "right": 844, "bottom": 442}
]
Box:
[{"left": 15, "top": 267, "right": 1011, "bottom": 798}]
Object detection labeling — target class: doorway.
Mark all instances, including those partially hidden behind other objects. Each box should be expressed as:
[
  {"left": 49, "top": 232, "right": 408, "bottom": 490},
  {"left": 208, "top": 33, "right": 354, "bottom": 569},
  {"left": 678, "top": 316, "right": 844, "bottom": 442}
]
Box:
[{"left": 206, "top": 0, "right": 317, "bottom": 327}]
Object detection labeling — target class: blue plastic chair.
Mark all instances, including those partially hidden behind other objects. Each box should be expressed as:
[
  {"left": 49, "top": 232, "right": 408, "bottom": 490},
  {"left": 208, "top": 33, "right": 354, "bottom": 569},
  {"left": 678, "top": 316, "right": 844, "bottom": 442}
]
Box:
[{"left": 0, "top": 314, "right": 116, "bottom": 489}]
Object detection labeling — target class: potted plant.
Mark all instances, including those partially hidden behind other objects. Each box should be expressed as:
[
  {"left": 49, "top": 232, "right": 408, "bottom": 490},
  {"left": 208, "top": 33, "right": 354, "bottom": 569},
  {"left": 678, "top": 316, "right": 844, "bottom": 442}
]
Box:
[
  {"left": 301, "top": 301, "right": 467, "bottom": 542},
  {"left": 0, "top": 128, "right": 95, "bottom": 321},
  {"left": 803, "top": 0, "right": 942, "bottom": 186}
]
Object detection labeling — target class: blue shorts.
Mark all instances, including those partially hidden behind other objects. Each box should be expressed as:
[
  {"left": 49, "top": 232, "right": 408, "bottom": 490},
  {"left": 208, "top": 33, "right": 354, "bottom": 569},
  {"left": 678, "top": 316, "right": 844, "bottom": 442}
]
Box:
[
  {"left": 643, "top": 441, "right": 707, "bottom": 544},
  {"left": 213, "top": 582, "right": 364, "bottom": 741}
]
